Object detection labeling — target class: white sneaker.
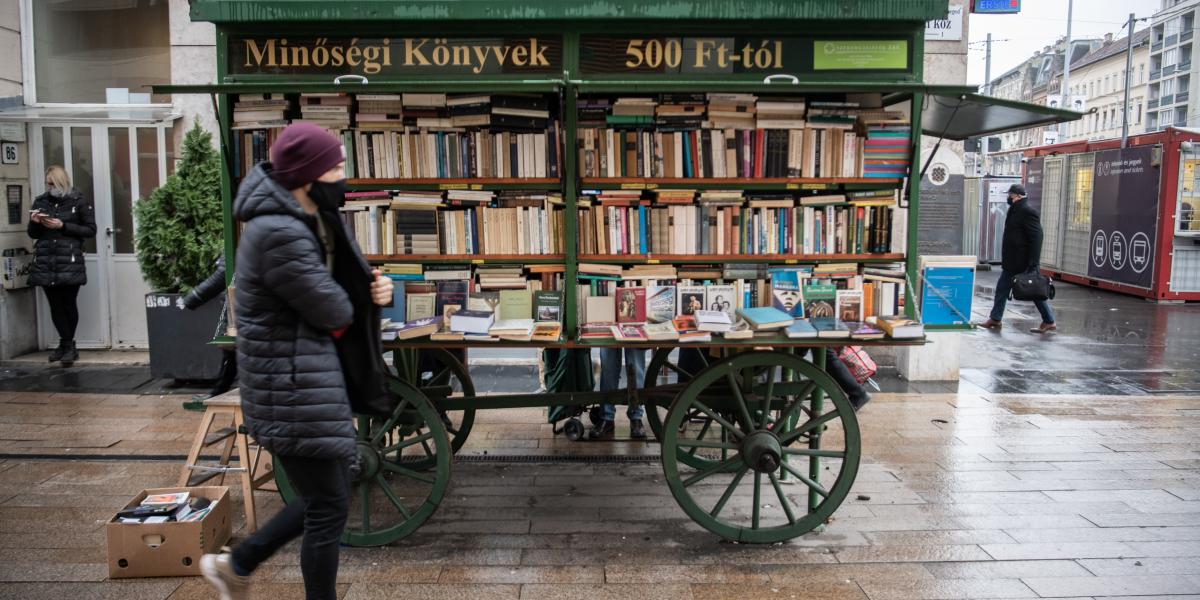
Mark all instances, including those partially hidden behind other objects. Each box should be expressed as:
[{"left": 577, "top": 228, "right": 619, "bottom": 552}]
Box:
[{"left": 200, "top": 549, "right": 250, "bottom": 600}]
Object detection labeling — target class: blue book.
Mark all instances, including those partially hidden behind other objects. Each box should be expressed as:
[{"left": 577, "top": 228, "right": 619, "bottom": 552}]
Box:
[
  {"left": 737, "top": 306, "right": 794, "bottom": 330},
  {"left": 380, "top": 276, "right": 406, "bottom": 324},
  {"left": 921, "top": 266, "right": 975, "bottom": 325},
  {"left": 638, "top": 205, "right": 648, "bottom": 254},
  {"left": 768, "top": 268, "right": 805, "bottom": 317},
  {"left": 784, "top": 319, "right": 818, "bottom": 339},
  {"left": 683, "top": 132, "right": 694, "bottom": 178}
]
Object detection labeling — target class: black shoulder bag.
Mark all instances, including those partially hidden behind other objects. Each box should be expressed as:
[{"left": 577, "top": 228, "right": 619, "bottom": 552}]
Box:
[{"left": 1010, "top": 268, "right": 1055, "bottom": 302}]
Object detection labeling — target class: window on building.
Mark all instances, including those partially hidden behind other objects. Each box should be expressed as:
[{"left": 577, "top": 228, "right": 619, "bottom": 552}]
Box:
[
  {"left": 1164, "top": 78, "right": 1176, "bottom": 97},
  {"left": 1140, "top": 64, "right": 1145, "bottom": 83},
  {"left": 32, "top": 0, "right": 170, "bottom": 104},
  {"left": 1137, "top": 102, "right": 1143, "bottom": 124}
]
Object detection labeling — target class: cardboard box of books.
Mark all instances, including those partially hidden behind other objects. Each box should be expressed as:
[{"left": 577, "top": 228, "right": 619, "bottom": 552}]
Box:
[{"left": 107, "top": 486, "right": 231, "bottom": 579}]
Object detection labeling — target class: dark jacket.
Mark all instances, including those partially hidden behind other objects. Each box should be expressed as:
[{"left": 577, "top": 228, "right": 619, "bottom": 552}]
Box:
[
  {"left": 1001, "top": 198, "right": 1043, "bottom": 273},
  {"left": 232, "top": 165, "right": 361, "bottom": 460},
  {"left": 183, "top": 257, "right": 227, "bottom": 310},
  {"left": 27, "top": 189, "right": 96, "bottom": 287}
]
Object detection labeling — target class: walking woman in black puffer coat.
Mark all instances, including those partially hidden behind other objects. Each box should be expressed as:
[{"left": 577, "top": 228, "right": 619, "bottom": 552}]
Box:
[{"left": 28, "top": 165, "right": 96, "bottom": 367}]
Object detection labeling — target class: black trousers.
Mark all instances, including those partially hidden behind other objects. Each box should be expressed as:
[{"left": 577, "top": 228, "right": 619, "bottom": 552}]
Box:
[
  {"left": 42, "top": 285, "right": 81, "bottom": 345},
  {"left": 209, "top": 349, "right": 238, "bottom": 396},
  {"left": 809, "top": 347, "right": 867, "bottom": 404},
  {"left": 232, "top": 454, "right": 351, "bottom": 600}
]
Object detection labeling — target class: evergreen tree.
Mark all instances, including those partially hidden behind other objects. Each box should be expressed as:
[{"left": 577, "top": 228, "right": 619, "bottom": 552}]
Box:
[{"left": 135, "top": 121, "right": 223, "bottom": 293}]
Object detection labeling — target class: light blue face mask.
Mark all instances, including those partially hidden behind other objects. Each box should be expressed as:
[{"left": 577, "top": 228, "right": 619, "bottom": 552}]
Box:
[{"left": 49, "top": 187, "right": 66, "bottom": 198}]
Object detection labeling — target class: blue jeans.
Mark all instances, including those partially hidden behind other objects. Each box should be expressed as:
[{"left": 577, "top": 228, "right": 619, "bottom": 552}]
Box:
[
  {"left": 598, "top": 348, "right": 646, "bottom": 421},
  {"left": 991, "top": 269, "right": 1055, "bottom": 324}
]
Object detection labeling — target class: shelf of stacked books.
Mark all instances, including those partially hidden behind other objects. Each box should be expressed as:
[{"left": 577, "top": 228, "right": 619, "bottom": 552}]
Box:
[{"left": 568, "top": 91, "right": 924, "bottom": 346}]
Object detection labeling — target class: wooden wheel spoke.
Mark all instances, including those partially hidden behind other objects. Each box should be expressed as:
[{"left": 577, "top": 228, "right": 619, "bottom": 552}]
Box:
[
  {"left": 769, "top": 472, "right": 797, "bottom": 525},
  {"left": 779, "top": 410, "right": 841, "bottom": 446},
  {"left": 691, "top": 400, "right": 745, "bottom": 441},
  {"left": 681, "top": 456, "right": 742, "bottom": 488},
  {"left": 382, "top": 429, "right": 434, "bottom": 455},
  {"left": 663, "top": 361, "right": 695, "bottom": 380},
  {"left": 359, "top": 481, "right": 371, "bottom": 531},
  {"left": 375, "top": 474, "right": 413, "bottom": 520},
  {"left": 675, "top": 438, "right": 738, "bottom": 451},
  {"left": 782, "top": 447, "right": 845, "bottom": 458},
  {"left": 725, "top": 371, "right": 756, "bottom": 432},
  {"left": 759, "top": 366, "right": 777, "bottom": 429},
  {"left": 773, "top": 381, "right": 817, "bottom": 430},
  {"left": 752, "top": 471, "right": 762, "bottom": 530},
  {"left": 381, "top": 460, "right": 437, "bottom": 484},
  {"left": 780, "top": 461, "right": 829, "bottom": 498},
  {"left": 709, "top": 467, "right": 748, "bottom": 518},
  {"left": 370, "top": 397, "right": 411, "bottom": 445}
]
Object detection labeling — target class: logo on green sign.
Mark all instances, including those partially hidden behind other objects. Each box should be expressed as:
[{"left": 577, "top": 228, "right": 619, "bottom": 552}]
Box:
[{"left": 813, "top": 40, "right": 908, "bottom": 70}]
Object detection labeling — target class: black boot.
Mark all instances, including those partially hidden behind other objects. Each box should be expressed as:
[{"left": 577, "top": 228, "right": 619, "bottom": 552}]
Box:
[
  {"left": 629, "top": 419, "right": 647, "bottom": 439},
  {"left": 48, "top": 341, "right": 66, "bottom": 363},
  {"left": 588, "top": 419, "right": 614, "bottom": 440},
  {"left": 60, "top": 341, "right": 78, "bottom": 367}
]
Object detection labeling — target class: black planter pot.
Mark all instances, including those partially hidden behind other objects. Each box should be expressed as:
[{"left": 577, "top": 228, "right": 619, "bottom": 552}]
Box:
[{"left": 145, "top": 292, "right": 225, "bottom": 381}]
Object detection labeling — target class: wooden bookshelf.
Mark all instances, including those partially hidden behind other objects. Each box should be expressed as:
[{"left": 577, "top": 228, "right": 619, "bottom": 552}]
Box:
[
  {"left": 363, "top": 254, "right": 566, "bottom": 264},
  {"left": 347, "top": 177, "right": 562, "bottom": 190},
  {"left": 580, "top": 177, "right": 902, "bottom": 190},
  {"left": 576, "top": 253, "right": 904, "bottom": 264}
]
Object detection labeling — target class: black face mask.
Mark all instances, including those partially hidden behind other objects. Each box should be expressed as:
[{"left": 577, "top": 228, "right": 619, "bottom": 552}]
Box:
[
  {"left": 1007, "top": 195, "right": 1018, "bottom": 206},
  {"left": 309, "top": 179, "right": 347, "bottom": 213}
]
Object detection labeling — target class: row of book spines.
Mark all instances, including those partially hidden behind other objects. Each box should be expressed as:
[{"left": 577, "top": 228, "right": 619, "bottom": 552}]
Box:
[
  {"left": 577, "top": 128, "right": 864, "bottom": 180},
  {"left": 349, "top": 126, "right": 561, "bottom": 180},
  {"left": 577, "top": 205, "right": 902, "bottom": 256},
  {"left": 231, "top": 129, "right": 282, "bottom": 180},
  {"left": 437, "top": 207, "right": 566, "bottom": 256}
]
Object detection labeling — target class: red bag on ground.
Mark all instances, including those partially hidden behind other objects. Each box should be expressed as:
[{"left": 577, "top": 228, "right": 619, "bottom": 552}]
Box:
[{"left": 838, "top": 346, "right": 877, "bottom": 384}]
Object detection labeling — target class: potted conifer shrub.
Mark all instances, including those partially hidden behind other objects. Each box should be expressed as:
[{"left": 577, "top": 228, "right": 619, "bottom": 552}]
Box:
[{"left": 135, "top": 122, "right": 225, "bottom": 380}]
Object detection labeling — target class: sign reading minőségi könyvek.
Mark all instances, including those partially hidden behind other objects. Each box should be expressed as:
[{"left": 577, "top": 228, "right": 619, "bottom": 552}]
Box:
[
  {"left": 579, "top": 36, "right": 910, "bottom": 74},
  {"left": 230, "top": 37, "right": 562, "bottom": 76}
]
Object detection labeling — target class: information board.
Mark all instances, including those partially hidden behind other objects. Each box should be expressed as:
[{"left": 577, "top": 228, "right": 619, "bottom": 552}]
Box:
[
  {"left": 579, "top": 36, "right": 910, "bottom": 75},
  {"left": 1087, "top": 147, "right": 1160, "bottom": 288}
]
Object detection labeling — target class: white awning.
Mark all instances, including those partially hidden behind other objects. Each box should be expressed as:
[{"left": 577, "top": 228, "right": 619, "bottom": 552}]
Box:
[{"left": 0, "top": 106, "right": 182, "bottom": 125}]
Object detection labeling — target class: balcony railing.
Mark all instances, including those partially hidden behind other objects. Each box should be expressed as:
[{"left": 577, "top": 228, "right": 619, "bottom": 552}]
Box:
[
  {"left": 1161, "top": 94, "right": 1175, "bottom": 105},
  {"left": 1152, "top": 69, "right": 1163, "bottom": 80},
  {"left": 1149, "top": 98, "right": 1160, "bottom": 109},
  {"left": 1167, "top": 34, "right": 1180, "bottom": 47},
  {"left": 1178, "top": 91, "right": 1190, "bottom": 104},
  {"left": 1153, "top": 41, "right": 1164, "bottom": 52},
  {"left": 1180, "top": 60, "right": 1193, "bottom": 72},
  {"left": 1185, "top": 30, "right": 1195, "bottom": 42},
  {"left": 1164, "top": 64, "right": 1178, "bottom": 76},
  {"left": 1176, "top": 119, "right": 1190, "bottom": 127}
]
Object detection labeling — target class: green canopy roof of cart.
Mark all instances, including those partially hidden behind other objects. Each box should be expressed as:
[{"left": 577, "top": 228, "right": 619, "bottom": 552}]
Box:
[
  {"left": 918, "top": 92, "right": 1088, "bottom": 141},
  {"left": 187, "top": 0, "right": 952, "bottom": 23}
]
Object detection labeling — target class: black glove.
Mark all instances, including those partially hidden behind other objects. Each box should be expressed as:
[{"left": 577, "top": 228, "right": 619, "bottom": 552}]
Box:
[{"left": 181, "top": 289, "right": 202, "bottom": 310}]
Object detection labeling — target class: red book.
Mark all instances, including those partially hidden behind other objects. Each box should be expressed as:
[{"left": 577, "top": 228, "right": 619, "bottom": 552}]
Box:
[
  {"left": 616, "top": 287, "right": 647, "bottom": 323},
  {"left": 754, "top": 129, "right": 766, "bottom": 178}
]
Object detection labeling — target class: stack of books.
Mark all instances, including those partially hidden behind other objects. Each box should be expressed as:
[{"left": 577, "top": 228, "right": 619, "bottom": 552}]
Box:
[
  {"left": 862, "top": 115, "right": 911, "bottom": 179},
  {"left": 232, "top": 94, "right": 290, "bottom": 130},
  {"left": 298, "top": 93, "right": 351, "bottom": 131},
  {"left": 355, "top": 94, "right": 405, "bottom": 130}
]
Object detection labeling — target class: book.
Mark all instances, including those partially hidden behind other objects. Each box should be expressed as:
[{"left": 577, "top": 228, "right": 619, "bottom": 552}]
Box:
[
  {"left": 647, "top": 285, "right": 677, "bottom": 324},
  {"left": 679, "top": 331, "right": 712, "bottom": 343},
  {"left": 532, "top": 321, "right": 562, "bottom": 342},
  {"left": 695, "top": 309, "right": 733, "bottom": 333},
  {"left": 431, "top": 331, "right": 466, "bottom": 341},
  {"left": 723, "top": 319, "right": 754, "bottom": 340},
  {"left": 436, "top": 280, "right": 470, "bottom": 317},
  {"left": 395, "top": 316, "right": 441, "bottom": 340},
  {"left": 836, "top": 289, "right": 864, "bottom": 323},
  {"left": 615, "top": 287, "right": 647, "bottom": 323},
  {"left": 846, "top": 321, "right": 885, "bottom": 340},
  {"left": 450, "top": 309, "right": 495, "bottom": 334},
  {"left": 704, "top": 284, "right": 737, "bottom": 317},
  {"left": 141, "top": 492, "right": 190, "bottom": 508},
  {"left": 498, "top": 289, "right": 533, "bottom": 320},
  {"left": 770, "top": 268, "right": 806, "bottom": 317},
  {"left": 644, "top": 321, "right": 680, "bottom": 340},
  {"left": 802, "top": 282, "right": 837, "bottom": 319},
  {"left": 579, "top": 323, "right": 616, "bottom": 339},
  {"left": 678, "top": 285, "right": 706, "bottom": 316},
  {"left": 533, "top": 290, "right": 564, "bottom": 322},
  {"left": 737, "top": 307, "right": 794, "bottom": 330},
  {"left": 490, "top": 318, "right": 536, "bottom": 341},
  {"left": 611, "top": 323, "right": 649, "bottom": 341},
  {"left": 406, "top": 292, "right": 437, "bottom": 321},
  {"left": 467, "top": 291, "right": 501, "bottom": 313},
  {"left": 672, "top": 314, "right": 698, "bottom": 332},
  {"left": 811, "top": 317, "right": 851, "bottom": 339},
  {"left": 876, "top": 315, "right": 924, "bottom": 339},
  {"left": 585, "top": 296, "right": 616, "bottom": 323},
  {"left": 784, "top": 319, "right": 819, "bottom": 339}
]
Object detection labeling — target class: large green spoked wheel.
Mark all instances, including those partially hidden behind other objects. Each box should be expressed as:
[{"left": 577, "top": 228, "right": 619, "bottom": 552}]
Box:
[
  {"left": 275, "top": 377, "right": 451, "bottom": 547},
  {"left": 646, "top": 347, "right": 738, "bottom": 472},
  {"left": 662, "top": 351, "right": 861, "bottom": 543},
  {"left": 414, "top": 348, "right": 476, "bottom": 465}
]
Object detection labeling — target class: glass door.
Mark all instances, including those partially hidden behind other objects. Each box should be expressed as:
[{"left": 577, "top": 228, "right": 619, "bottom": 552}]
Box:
[{"left": 31, "top": 121, "right": 175, "bottom": 349}]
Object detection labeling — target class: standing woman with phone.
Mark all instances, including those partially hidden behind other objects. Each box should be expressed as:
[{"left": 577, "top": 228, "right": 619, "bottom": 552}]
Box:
[{"left": 28, "top": 165, "right": 96, "bottom": 366}]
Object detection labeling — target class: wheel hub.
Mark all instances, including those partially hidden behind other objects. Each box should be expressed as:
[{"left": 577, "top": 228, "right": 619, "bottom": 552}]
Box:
[
  {"left": 741, "top": 430, "right": 783, "bottom": 473},
  {"left": 355, "top": 441, "right": 381, "bottom": 482}
]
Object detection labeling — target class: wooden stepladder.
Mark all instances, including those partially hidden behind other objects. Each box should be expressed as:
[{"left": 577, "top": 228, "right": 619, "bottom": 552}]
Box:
[{"left": 179, "top": 390, "right": 274, "bottom": 531}]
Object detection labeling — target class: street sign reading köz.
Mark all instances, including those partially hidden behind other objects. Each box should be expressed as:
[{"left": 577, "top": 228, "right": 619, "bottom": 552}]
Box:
[{"left": 972, "top": 0, "right": 1020, "bottom": 14}]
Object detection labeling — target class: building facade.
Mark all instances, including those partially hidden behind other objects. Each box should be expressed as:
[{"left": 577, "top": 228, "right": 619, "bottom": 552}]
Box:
[
  {"left": 0, "top": 0, "right": 214, "bottom": 357},
  {"left": 1064, "top": 29, "right": 1151, "bottom": 142},
  {"left": 1148, "top": 0, "right": 1199, "bottom": 131}
]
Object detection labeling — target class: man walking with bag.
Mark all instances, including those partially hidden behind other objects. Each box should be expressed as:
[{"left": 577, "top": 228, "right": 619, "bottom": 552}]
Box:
[{"left": 979, "top": 183, "right": 1056, "bottom": 333}]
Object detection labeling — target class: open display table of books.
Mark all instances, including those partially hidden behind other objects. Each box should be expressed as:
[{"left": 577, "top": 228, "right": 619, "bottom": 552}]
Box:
[{"left": 169, "top": 0, "right": 1083, "bottom": 549}]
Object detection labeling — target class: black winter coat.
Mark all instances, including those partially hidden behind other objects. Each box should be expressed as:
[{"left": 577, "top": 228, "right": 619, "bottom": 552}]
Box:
[
  {"left": 183, "top": 257, "right": 226, "bottom": 310},
  {"left": 27, "top": 190, "right": 96, "bottom": 287},
  {"left": 1001, "top": 199, "right": 1043, "bottom": 273},
  {"left": 233, "top": 165, "right": 370, "bottom": 460}
]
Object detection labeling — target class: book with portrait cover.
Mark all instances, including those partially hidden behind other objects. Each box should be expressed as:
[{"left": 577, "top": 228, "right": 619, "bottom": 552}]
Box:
[
  {"left": 615, "top": 287, "right": 647, "bottom": 323},
  {"left": 704, "top": 284, "right": 736, "bottom": 319},
  {"left": 677, "top": 285, "right": 706, "bottom": 316}
]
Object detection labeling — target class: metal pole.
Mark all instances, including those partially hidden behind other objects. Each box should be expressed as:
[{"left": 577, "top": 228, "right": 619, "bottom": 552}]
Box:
[
  {"left": 1121, "top": 13, "right": 1136, "bottom": 147},
  {"left": 981, "top": 33, "right": 992, "bottom": 175},
  {"left": 1059, "top": 0, "right": 1074, "bottom": 140}
]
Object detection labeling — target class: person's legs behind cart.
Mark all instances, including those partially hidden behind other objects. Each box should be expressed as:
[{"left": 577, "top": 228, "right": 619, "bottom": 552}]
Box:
[{"left": 592, "top": 347, "right": 647, "bottom": 439}]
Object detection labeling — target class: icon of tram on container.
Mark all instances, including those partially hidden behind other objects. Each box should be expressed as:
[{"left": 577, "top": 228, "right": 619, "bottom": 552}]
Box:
[{"left": 1091, "top": 230, "right": 1107, "bottom": 268}]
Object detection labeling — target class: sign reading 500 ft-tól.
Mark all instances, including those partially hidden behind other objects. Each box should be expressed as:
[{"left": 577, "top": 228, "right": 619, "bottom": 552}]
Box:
[
  {"left": 579, "top": 36, "right": 910, "bottom": 75},
  {"left": 230, "top": 37, "right": 563, "bottom": 76}
]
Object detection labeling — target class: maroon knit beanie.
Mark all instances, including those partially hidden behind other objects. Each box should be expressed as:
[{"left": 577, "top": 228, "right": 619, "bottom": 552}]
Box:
[{"left": 269, "top": 122, "right": 345, "bottom": 190}]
